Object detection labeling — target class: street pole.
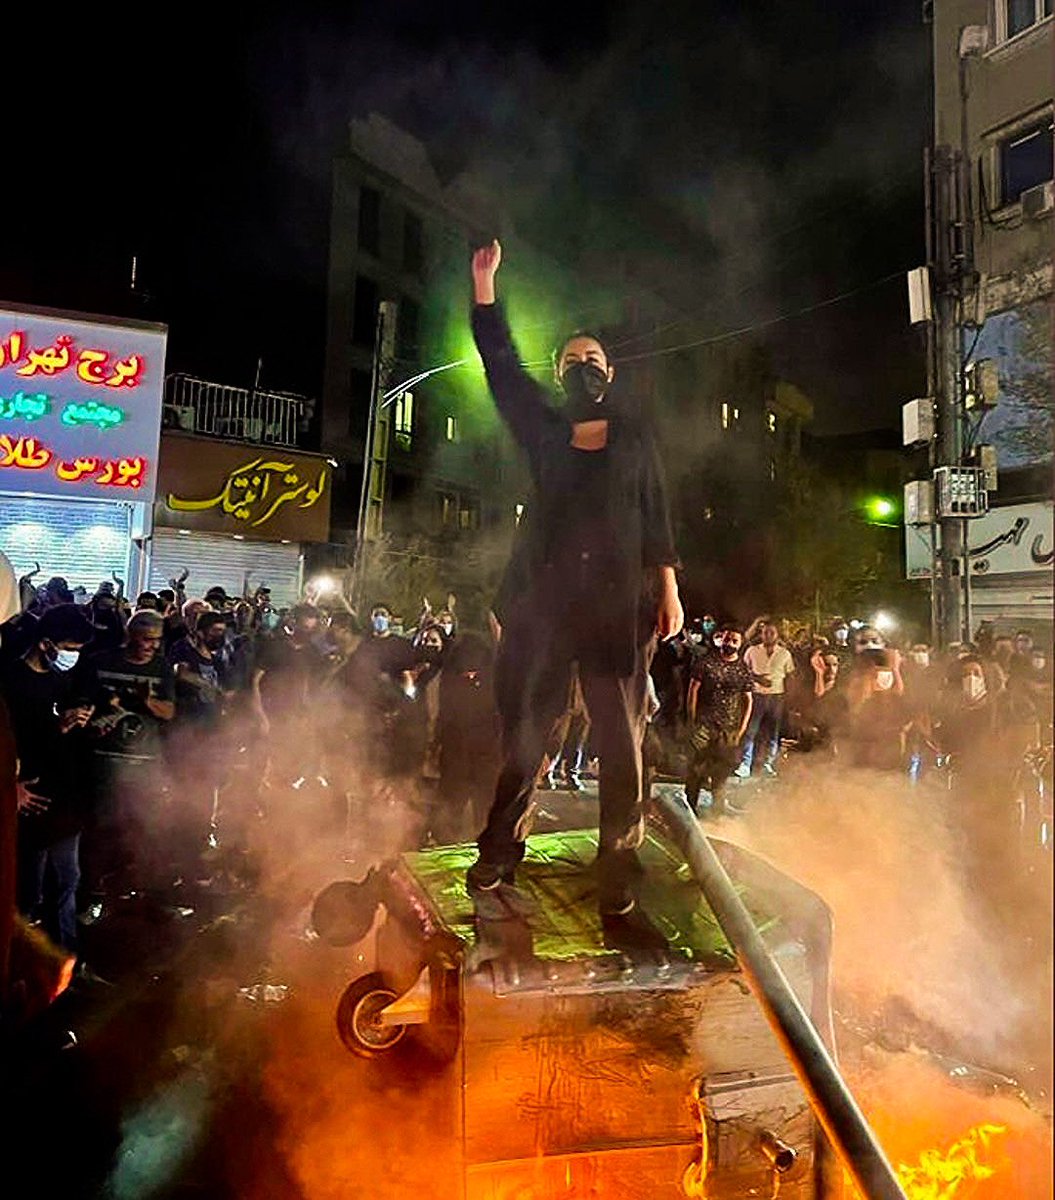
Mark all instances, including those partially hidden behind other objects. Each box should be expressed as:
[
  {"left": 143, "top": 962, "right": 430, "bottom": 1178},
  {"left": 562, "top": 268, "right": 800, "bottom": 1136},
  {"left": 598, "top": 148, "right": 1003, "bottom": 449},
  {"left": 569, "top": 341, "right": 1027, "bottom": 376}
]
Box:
[
  {"left": 922, "top": 145, "right": 941, "bottom": 648},
  {"left": 932, "top": 143, "right": 967, "bottom": 647},
  {"left": 352, "top": 300, "right": 397, "bottom": 611}
]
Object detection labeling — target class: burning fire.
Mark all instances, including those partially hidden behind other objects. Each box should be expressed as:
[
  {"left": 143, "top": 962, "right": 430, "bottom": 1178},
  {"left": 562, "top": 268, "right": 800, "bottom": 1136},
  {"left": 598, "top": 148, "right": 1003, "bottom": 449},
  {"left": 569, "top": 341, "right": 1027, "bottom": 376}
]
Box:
[
  {"left": 848, "top": 1053, "right": 1053, "bottom": 1200},
  {"left": 893, "top": 1122, "right": 1007, "bottom": 1199}
]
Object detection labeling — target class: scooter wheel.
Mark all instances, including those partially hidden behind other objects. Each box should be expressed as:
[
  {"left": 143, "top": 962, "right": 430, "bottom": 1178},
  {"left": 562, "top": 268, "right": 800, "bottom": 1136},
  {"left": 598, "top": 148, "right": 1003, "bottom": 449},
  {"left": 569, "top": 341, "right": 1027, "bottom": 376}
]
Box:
[{"left": 336, "top": 973, "right": 407, "bottom": 1057}]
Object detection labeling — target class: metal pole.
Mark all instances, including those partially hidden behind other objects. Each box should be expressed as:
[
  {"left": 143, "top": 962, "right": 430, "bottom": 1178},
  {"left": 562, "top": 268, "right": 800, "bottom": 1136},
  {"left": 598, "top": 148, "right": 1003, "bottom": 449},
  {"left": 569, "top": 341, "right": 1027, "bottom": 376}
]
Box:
[
  {"left": 654, "top": 791, "right": 908, "bottom": 1200},
  {"left": 922, "top": 145, "right": 941, "bottom": 648},
  {"left": 352, "top": 304, "right": 388, "bottom": 610},
  {"left": 934, "top": 144, "right": 965, "bottom": 647}
]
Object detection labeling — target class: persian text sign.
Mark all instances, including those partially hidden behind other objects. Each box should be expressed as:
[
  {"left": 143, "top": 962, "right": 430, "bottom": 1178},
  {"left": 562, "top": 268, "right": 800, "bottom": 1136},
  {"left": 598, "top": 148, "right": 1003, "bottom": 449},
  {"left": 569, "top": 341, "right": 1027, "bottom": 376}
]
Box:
[
  {"left": 0, "top": 304, "right": 167, "bottom": 503},
  {"left": 905, "top": 500, "right": 1054, "bottom": 579},
  {"left": 155, "top": 433, "right": 332, "bottom": 543}
]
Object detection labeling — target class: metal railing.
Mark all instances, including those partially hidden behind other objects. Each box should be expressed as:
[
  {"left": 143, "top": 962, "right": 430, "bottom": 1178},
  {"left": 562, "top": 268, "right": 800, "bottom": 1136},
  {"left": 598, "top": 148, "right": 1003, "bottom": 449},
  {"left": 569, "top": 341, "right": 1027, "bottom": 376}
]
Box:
[
  {"left": 653, "top": 790, "right": 908, "bottom": 1200},
  {"left": 162, "top": 373, "right": 310, "bottom": 448}
]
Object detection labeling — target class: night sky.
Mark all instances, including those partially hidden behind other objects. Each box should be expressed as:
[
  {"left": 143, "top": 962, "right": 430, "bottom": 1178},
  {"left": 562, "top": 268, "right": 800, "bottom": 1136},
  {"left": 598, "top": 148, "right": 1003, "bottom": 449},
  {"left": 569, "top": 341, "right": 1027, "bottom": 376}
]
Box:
[{"left": 5, "top": 2, "right": 928, "bottom": 434}]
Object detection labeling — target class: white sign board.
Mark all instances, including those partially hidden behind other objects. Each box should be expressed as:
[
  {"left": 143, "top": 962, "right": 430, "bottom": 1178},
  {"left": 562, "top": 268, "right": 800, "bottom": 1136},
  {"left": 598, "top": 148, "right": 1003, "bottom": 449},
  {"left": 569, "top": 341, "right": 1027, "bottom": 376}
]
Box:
[{"left": 905, "top": 500, "right": 1054, "bottom": 579}]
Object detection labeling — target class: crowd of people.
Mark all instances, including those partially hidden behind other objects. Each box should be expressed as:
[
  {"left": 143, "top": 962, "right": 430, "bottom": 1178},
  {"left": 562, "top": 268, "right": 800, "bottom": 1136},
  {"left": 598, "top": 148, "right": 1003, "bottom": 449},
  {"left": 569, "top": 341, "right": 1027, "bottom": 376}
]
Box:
[
  {"left": 0, "top": 550, "right": 1051, "bottom": 1024},
  {"left": 650, "top": 612, "right": 1052, "bottom": 813}
]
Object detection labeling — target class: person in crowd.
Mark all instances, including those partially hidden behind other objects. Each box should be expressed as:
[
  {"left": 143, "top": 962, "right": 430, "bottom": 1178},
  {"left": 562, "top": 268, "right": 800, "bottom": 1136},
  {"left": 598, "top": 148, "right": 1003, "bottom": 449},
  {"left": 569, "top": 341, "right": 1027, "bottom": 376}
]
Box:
[
  {"left": 87, "top": 583, "right": 127, "bottom": 653},
  {"left": 464, "top": 238, "right": 683, "bottom": 916},
  {"left": 204, "top": 585, "right": 232, "bottom": 613},
  {"left": 1, "top": 605, "right": 96, "bottom": 955},
  {"left": 32, "top": 577, "right": 75, "bottom": 612},
  {"left": 411, "top": 621, "right": 447, "bottom": 783},
  {"left": 169, "top": 610, "right": 230, "bottom": 725},
  {"left": 844, "top": 648, "right": 911, "bottom": 770},
  {"left": 685, "top": 623, "right": 754, "bottom": 815},
  {"left": 434, "top": 628, "right": 502, "bottom": 841},
  {"left": 735, "top": 621, "right": 795, "bottom": 780},
  {"left": 648, "top": 621, "right": 697, "bottom": 775},
  {"left": 165, "top": 610, "right": 233, "bottom": 881},
  {"left": 541, "top": 670, "right": 591, "bottom": 791},
  {"left": 83, "top": 610, "right": 176, "bottom": 904},
  {"left": 937, "top": 655, "right": 1000, "bottom": 748},
  {"left": 134, "top": 591, "right": 160, "bottom": 612},
  {"left": 345, "top": 602, "right": 417, "bottom": 701},
  {"left": 324, "top": 611, "right": 363, "bottom": 676},
  {"left": 251, "top": 602, "right": 326, "bottom": 738}
]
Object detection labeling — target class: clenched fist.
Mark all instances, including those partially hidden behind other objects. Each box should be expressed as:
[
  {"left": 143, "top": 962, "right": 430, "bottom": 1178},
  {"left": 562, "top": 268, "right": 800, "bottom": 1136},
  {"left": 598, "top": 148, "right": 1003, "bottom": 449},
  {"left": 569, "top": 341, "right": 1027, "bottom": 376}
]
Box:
[{"left": 471, "top": 239, "right": 502, "bottom": 304}]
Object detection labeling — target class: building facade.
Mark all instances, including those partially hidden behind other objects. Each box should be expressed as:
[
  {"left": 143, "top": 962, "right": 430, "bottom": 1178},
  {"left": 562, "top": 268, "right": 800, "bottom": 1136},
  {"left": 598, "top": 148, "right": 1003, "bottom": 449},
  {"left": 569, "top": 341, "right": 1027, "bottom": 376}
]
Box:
[{"left": 926, "top": 0, "right": 1052, "bottom": 630}]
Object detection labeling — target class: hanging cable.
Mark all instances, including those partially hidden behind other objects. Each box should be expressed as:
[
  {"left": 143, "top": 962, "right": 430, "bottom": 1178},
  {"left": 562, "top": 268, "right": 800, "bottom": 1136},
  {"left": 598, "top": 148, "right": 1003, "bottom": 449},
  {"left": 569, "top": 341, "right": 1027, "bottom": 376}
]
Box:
[{"left": 609, "top": 270, "right": 908, "bottom": 365}]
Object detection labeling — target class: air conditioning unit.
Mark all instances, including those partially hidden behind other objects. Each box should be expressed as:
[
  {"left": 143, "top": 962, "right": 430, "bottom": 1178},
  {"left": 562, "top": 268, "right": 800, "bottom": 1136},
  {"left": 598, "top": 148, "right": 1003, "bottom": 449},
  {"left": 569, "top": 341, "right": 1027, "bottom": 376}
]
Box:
[{"left": 1021, "top": 180, "right": 1054, "bottom": 220}]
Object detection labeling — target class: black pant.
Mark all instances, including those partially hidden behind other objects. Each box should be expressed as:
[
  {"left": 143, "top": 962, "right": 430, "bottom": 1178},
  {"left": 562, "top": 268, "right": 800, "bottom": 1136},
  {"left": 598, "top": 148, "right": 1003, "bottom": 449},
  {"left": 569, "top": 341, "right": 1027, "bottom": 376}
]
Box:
[
  {"left": 685, "top": 724, "right": 740, "bottom": 809},
  {"left": 476, "top": 620, "right": 655, "bottom": 884}
]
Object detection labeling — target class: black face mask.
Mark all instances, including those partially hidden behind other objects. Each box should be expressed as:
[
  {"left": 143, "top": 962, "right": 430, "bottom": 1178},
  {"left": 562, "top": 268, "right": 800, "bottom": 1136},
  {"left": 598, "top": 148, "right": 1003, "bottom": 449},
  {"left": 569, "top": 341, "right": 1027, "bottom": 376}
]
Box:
[{"left": 560, "top": 362, "right": 610, "bottom": 421}]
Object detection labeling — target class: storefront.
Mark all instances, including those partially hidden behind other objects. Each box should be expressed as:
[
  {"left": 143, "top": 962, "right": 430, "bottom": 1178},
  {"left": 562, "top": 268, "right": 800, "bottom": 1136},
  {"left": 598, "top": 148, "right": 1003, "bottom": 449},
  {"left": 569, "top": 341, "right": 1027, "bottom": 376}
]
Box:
[
  {"left": 149, "top": 432, "right": 332, "bottom": 608},
  {"left": 906, "top": 499, "right": 1054, "bottom": 632},
  {"left": 0, "top": 303, "right": 166, "bottom": 594}
]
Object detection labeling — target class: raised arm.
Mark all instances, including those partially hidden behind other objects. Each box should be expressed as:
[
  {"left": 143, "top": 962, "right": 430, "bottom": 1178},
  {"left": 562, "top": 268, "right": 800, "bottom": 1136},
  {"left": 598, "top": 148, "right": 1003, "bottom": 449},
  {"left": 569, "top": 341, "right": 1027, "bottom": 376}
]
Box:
[{"left": 470, "top": 240, "right": 559, "bottom": 470}]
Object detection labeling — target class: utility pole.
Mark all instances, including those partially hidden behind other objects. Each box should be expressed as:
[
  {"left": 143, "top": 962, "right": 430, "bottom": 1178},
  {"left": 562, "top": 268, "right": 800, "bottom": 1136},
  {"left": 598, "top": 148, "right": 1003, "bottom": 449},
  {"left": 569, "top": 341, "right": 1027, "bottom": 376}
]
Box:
[
  {"left": 932, "top": 141, "right": 967, "bottom": 645},
  {"left": 352, "top": 300, "right": 397, "bottom": 610}
]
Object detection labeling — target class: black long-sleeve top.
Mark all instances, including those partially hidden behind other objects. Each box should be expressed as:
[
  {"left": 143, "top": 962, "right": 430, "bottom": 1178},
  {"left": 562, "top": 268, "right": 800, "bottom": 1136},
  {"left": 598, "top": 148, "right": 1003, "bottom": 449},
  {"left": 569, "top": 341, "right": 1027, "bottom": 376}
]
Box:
[{"left": 474, "top": 302, "right": 678, "bottom": 674}]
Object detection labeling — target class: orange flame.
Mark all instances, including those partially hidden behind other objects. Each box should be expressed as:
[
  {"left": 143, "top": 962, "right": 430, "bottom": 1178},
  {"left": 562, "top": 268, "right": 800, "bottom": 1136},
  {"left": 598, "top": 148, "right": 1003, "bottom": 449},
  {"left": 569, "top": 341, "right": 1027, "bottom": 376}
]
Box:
[{"left": 895, "top": 1123, "right": 1008, "bottom": 1200}]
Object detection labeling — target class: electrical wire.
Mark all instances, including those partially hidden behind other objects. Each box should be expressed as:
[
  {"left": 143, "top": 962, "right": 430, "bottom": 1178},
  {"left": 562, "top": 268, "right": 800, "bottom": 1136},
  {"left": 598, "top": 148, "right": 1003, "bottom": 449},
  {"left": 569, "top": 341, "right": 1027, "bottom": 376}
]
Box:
[{"left": 609, "top": 269, "right": 908, "bottom": 365}]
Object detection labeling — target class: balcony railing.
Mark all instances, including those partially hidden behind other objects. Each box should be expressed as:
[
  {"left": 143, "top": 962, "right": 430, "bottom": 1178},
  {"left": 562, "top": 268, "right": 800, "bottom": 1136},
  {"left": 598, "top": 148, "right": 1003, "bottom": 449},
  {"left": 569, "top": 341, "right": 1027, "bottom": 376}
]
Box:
[{"left": 162, "top": 373, "right": 310, "bottom": 448}]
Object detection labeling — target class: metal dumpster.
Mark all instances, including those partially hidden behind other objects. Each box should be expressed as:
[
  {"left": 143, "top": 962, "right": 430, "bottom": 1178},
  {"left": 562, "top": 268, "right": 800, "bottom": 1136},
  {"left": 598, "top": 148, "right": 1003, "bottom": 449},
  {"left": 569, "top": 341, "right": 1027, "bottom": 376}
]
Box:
[{"left": 316, "top": 827, "right": 835, "bottom": 1199}]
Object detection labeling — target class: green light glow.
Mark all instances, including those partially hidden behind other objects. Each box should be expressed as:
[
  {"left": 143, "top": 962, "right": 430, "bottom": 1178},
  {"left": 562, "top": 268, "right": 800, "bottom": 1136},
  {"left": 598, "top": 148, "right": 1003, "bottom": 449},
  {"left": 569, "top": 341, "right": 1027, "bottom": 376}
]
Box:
[{"left": 864, "top": 496, "right": 896, "bottom": 522}]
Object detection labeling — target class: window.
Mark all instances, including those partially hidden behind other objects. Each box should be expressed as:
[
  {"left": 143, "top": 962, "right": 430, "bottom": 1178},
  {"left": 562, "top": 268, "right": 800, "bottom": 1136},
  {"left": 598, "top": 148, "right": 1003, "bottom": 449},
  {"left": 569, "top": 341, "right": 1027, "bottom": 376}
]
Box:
[
  {"left": 352, "top": 276, "right": 380, "bottom": 346},
  {"left": 999, "top": 117, "right": 1054, "bottom": 204},
  {"left": 403, "top": 211, "right": 424, "bottom": 275},
  {"left": 514, "top": 502, "right": 525, "bottom": 525},
  {"left": 445, "top": 414, "right": 459, "bottom": 442},
  {"left": 439, "top": 491, "right": 457, "bottom": 529},
  {"left": 358, "top": 186, "right": 380, "bottom": 255},
  {"left": 999, "top": 0, "right": 1051, "bottom": 41},
  {"left": 766, "top": 411, "right": 777, "bottom": 434},
  {"left": 347, "top": 367, "right": 373, "bottom": 437},
  {"left": 394, "top": 391, "right": 414, "bottom": 450},
  {"left": 721, "top": 402, "right": 730, "bottom": 430},
  {"left": 458, "top": 496, "right": 480, "bottom": 530},
  {"left": 769, "top": 458, "right": 777, "bottom": 482}
]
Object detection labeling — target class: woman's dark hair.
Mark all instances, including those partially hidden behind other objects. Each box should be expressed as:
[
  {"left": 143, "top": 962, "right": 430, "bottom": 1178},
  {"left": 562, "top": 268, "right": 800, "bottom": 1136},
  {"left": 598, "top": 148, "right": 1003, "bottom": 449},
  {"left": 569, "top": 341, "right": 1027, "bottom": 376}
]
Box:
[{"left": 551, "top": 330, "right": 611, "bottom": 368}]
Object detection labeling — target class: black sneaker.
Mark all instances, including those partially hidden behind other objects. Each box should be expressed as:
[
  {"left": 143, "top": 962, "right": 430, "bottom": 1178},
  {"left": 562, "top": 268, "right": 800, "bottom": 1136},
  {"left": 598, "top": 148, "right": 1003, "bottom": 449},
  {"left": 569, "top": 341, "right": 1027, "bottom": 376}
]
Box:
[
  {"left": 466, "top": 860, "right": 504, "bottom": 892},
  {"left": 564, "top": 774, "right": 584, "bottom": 792}
]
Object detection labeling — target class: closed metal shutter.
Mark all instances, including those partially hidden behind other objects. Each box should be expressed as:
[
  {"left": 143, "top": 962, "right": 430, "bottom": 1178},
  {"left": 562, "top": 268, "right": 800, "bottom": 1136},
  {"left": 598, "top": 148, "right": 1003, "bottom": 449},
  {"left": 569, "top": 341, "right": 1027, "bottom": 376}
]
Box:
[
  {"left": 149, "top": 529, "right": 303, "bottom": 607},
  {"left": 0, "top": 495, "right": 133, "bottom": 592}
]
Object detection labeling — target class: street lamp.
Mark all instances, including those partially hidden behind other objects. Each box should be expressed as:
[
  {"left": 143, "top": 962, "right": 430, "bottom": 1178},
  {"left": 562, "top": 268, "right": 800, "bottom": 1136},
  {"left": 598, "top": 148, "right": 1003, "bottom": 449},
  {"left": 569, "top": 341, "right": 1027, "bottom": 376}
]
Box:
[{"left": 862, "top": 495, "right": 900, "bottom": 527}]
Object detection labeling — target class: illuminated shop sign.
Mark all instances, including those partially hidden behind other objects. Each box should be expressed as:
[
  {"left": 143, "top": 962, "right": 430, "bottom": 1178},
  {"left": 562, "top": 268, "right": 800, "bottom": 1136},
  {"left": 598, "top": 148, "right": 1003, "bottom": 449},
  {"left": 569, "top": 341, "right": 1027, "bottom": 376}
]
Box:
[
  {"left": 155, "top": 433, "right": 332, "bottom": 543},
  {"left": 0, "top": 305, "right": 166, "bottom": 502}
]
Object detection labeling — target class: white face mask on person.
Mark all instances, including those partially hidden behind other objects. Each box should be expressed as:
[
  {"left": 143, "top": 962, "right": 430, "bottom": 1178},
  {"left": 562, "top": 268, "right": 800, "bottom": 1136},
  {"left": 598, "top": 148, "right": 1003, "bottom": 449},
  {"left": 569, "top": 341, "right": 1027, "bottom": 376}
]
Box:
[
  {"left": 874, "top": 669, "right": 895, "bottom": 691},
  {"left": 963, "top": 675, "right": 986, "bottom": 702},
  {"left": 46, "top": 645, "right": 80, "bottom": 672}
]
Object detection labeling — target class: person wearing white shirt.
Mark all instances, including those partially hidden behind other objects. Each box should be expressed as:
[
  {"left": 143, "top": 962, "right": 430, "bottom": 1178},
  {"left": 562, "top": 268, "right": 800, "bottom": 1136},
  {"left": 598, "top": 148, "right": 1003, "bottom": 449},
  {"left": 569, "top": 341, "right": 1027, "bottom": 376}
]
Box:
[{"left": 735, "top": 622, "right": 795, "bottom": 779}]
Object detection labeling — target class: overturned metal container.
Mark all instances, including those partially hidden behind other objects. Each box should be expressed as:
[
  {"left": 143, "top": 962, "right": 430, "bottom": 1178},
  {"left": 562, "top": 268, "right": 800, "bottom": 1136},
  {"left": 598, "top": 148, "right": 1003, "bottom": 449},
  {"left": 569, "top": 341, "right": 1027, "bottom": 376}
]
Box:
[{"left": 314, "top": 826, "right": 837, "bottom": 1199}]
